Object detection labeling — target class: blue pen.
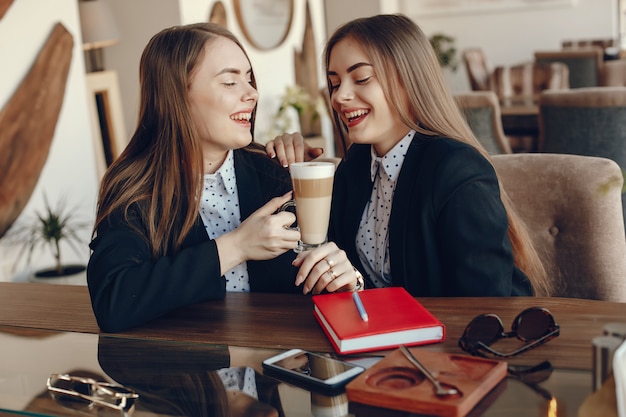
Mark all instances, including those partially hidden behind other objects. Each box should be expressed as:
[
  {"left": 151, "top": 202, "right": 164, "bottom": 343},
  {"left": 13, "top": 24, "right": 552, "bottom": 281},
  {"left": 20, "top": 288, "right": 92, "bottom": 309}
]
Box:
[{"left": 352, "top": 291, "right": 369, "bottom": 322}]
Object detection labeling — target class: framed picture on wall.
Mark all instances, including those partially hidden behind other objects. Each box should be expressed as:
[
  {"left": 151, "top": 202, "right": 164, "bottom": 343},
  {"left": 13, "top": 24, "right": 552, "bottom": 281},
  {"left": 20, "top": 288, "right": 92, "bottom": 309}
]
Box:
[
  {"left": 233, "top": 0, "right": 294, "bottom": 50},
  {"left": 399, "top": 0, "right": 576, "bottom": 17}
]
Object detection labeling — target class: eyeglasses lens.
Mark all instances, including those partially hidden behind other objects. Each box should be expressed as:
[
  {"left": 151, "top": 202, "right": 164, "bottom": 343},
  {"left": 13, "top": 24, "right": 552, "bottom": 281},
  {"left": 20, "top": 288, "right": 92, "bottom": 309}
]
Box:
[
  {"left": 514, "top": 309, "right": 553, "bottom": 341},
  {"left": 466, "top": 315, "right": 503, "bottom": 345},
  {"left": 49, "top": 376, "right": 94, "bottom": 403}
]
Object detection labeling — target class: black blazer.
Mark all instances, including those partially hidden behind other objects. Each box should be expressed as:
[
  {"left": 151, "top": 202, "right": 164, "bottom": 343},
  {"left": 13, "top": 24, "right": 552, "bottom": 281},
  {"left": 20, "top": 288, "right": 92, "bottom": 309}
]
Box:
[
  {"left": 330, "top": 133, "right": 532, "bottom": 297},
  {"left": 88, "top": 148, "right": 300, "bottom": 332}
]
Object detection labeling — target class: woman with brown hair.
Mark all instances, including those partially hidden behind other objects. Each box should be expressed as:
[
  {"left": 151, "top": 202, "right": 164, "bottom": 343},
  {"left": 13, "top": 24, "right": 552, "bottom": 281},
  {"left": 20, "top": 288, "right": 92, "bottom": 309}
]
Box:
[
  {"left": 268, "top": 14, "right": 550, "bottom": 297},
  {"left": 87, "top": 22, "right": 361, "bottom": 333}
]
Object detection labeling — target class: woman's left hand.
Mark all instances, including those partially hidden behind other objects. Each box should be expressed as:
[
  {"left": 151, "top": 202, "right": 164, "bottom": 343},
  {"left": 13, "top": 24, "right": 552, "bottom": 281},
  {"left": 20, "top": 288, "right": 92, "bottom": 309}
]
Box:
[{"left": 292, "top": 242, "right": 360, "bottom": 294}]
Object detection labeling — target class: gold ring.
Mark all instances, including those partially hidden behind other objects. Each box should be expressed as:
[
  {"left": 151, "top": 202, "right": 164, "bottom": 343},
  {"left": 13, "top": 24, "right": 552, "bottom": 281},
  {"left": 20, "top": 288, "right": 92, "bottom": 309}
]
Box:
[
  {"left": 327, "top": 269, "right": 338, "bottom": 280},
  {"left": 325, "top": 258, "right": 334, "bottom": 268}
]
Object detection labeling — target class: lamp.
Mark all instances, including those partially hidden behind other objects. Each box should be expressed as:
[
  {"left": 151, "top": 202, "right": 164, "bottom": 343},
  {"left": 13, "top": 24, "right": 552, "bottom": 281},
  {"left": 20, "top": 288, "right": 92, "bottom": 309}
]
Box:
[{"left": 78, "top": 0, "right": 120, "bottom": 72}]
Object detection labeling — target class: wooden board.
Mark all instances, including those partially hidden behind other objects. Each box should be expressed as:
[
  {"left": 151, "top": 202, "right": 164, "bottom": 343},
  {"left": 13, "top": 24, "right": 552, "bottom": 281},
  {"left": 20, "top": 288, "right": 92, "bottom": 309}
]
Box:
[
  {"left": 0, "top": 0, "right": 13, "bottom": 20},
  {"left": 346, "top": 348, "right": 508, "bottom": 417},
  {"left": 0, "top": 22, "right": 73, "bottom": 237}
]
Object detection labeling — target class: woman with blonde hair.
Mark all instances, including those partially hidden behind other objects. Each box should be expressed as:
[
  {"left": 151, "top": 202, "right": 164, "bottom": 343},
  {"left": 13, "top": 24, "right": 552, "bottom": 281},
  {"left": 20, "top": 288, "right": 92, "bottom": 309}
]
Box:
[
  {"left": 269, "top": 14, "right": 550, "bottom": 297},
  {"left": 88, "top": 22, "right": 361, "bottom": 333}
]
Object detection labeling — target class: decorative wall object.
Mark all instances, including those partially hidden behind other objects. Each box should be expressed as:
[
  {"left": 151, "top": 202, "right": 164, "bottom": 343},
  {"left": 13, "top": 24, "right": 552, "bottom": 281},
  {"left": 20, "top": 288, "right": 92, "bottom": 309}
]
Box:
[
  {"left": 400, "top": 0, "right": 576, "bottom": 17},
  {"left": 209, "top": 0, "right": 227, "bottom": 27},
  {"left": 0, "top": 23, "right": 73, "bottom": 238},
  {"left": 0, "top": 0, "right": 13, "bottom": 19},
  {"left": 293, "top": 0, "right": 321, "bottom": 137},
  {"left": 234, "top": 0, "right": 293, "bottom": 50}
]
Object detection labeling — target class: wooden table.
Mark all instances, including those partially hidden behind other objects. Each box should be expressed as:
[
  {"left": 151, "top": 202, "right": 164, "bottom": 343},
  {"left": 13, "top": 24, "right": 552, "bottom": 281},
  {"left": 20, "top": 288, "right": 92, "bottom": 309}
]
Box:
[
  {"left": 1, "top": 282, "right": 624, "bottom": 417},
  {"left": 1, "top": 282, "right": 624, "bottom": 371},
  {"left": 499, "top": 96, "right": 540, "bottom": 152}
]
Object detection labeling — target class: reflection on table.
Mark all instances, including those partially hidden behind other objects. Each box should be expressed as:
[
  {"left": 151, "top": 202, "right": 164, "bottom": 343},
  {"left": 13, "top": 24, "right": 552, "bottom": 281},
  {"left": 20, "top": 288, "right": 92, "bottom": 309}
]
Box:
[
  {"left": 1, "top": 282, "right": 625, "bottom": 415},
  {"left": 0, "top": 327, "right": 597, "bottom": 417}
]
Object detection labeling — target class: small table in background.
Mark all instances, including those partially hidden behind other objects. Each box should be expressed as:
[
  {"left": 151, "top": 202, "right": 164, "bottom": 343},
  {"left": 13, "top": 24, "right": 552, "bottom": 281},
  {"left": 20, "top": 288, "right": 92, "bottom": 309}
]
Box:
[{"left": 500, "top": 96, "right": 539, "bottom": 153}]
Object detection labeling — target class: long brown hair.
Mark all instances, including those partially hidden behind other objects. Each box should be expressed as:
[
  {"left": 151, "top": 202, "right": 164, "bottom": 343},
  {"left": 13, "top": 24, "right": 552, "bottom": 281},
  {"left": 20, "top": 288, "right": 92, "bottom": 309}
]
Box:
[
  {"left": 93, "top": 23, "right": 257, "bottom": 258},
  {"left": 324, "top": 14, "right": 550, "bottom": 295}
]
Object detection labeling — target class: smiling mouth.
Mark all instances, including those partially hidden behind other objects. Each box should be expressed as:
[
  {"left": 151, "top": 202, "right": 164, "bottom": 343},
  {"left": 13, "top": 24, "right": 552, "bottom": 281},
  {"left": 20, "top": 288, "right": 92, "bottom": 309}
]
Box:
[
  {"left": 344, "top": 109, "right": 369, "bottom": 123},
  {"left": 230, "top": 112, "right": 252, "bottom": 122}
]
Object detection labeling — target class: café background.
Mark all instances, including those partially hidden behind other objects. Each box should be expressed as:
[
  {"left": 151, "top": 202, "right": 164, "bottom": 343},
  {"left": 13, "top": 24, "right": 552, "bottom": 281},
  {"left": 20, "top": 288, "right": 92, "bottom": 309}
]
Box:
[{"left": 0, "top": 0, "right": 617, "bottom": 281}]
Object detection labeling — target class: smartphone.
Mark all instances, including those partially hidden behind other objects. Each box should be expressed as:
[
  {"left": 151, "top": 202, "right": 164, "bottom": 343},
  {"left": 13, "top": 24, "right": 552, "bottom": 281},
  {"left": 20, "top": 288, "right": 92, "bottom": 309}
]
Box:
[{"left": 262, "top": 348, "right": 365, "bottom": 395}]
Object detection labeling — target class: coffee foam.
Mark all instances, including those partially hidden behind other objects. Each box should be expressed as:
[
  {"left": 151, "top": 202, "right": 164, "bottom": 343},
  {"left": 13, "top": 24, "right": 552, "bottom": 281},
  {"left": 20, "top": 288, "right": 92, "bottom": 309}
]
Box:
[{"left": 289, "top": 162, "right": 335, "bottom": 179}]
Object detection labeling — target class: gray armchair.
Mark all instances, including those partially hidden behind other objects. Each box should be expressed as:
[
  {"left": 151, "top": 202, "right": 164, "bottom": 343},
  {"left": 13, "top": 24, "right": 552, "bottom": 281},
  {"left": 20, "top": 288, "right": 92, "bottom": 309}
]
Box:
[
  {"left": 534, "top": 48, "right": 604, "bottom": 88},
  {"left": 538, "top": 87, "right": 626, "bottom": 229},
  {"left": 454, "top": 91, "right": 512, "bottom": 154},
  {"left": 492, "top": 153, "right": 626, "bottom": 301}
]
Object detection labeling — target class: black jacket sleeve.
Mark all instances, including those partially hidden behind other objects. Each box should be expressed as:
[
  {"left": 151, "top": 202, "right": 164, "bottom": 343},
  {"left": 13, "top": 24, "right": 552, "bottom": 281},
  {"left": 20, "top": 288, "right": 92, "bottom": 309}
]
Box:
[
  {"left": 330, "top": 136, "right": 532, "bottom": 297},
  {"left": 87, "top": 148, "right": 300, "bottom": 333}
]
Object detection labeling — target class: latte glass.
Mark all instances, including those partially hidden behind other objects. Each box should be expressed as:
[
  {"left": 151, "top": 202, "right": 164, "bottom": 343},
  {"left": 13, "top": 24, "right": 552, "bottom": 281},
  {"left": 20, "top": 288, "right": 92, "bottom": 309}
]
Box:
[{"left": 285, "top": 161, "right": 335, "bottom": 253}]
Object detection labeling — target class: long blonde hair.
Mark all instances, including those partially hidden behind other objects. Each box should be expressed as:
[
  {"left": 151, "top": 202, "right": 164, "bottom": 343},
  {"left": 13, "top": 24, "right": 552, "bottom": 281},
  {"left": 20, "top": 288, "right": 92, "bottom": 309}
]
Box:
[
  {"left": 93, "top": 23, "right": 257, "bottom": 259},
  {"left": 324, "top": 14, "right": 550, "bottom": 295}
]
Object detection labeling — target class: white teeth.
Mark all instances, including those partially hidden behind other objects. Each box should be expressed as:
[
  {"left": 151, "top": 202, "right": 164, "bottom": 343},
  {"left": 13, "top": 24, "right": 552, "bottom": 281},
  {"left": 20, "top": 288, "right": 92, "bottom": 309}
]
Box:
[
  {"left": 231, "top": 113, "right": 251, "bottom": 121},
  {"left": 344, "top": 109, "right": 369, "bottom": 119}
]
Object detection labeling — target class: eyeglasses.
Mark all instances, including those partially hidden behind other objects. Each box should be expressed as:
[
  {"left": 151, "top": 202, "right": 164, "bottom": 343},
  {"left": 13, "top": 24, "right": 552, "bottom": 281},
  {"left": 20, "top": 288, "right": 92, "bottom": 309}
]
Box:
[
  {"left": 458, "top": 307, "right": 560, "bottom": 358},
  {"left": 47, "top": 373, "right": 138, "bottom": 414}
]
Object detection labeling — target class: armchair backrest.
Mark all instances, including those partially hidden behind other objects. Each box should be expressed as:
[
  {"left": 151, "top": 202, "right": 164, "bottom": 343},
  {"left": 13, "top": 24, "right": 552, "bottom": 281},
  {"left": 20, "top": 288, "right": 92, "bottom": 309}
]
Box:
[
  {"left": 601, "top": 59, "right": 626, "bottom": 87},
  {"left": 454, "top": 91, "right": 512, "bottom": 154},
  {"left": 492, "top": 153, "right": 626, "bottom": 301},
  {"left": 534, "top": 48, "right": 604, "bottom": 88},
  {"left": 538, "top": 87, "right": 626, "bottom": 234}
]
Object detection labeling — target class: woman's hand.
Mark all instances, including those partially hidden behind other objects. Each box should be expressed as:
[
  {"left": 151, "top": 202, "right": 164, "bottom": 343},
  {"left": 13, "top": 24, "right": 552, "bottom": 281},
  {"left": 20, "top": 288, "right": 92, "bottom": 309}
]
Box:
[
  {"left": 292, "top": 242, "right": 361, "bottom": 294},
  {"left": 265, "top": 132, "right": 324, "bottom": 167},
  {"left": 215, "top": 192, "right": 300, "bottom": 274}
]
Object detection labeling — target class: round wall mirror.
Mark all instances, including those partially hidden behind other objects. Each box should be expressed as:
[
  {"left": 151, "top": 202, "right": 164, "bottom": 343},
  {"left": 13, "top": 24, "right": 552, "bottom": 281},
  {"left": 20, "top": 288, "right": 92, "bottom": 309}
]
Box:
[{"left": 233, "top": 0, "right": 294, "bottom": 50}]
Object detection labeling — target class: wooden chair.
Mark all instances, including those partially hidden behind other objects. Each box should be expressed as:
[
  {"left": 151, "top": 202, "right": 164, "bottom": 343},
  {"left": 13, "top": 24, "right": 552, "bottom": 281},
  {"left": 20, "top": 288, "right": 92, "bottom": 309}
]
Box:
[
  {"left": 454, "top": 91, "right": 512, "bottom": 154},
  {"left": 462, "top": 48, "right": 491, "bottom": 91},
  {"left": 490, "top": 62, "right": 569, "bottom": 100},
  {"left": 601, "top": 59, "right": 626, "bottom": 86},
  {"left": 534, "top": 48, "right": 604, "bottom": 88},
  {"left": 538, "top": 86, "right": 626, "bottom": 231},
  {"left": 492, "top": 153, "right": 626, "bottom": 301}
]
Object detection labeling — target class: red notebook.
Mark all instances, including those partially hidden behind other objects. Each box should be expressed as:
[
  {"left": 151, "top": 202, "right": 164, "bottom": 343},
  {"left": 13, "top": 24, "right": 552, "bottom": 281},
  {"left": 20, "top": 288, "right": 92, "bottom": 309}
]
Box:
[{"left": 312, "top": 287, "right": 445, "bottom": 354}]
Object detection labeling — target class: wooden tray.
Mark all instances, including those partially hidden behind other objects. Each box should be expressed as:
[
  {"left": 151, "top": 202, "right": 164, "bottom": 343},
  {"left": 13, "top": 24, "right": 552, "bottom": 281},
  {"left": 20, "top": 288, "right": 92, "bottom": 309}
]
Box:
[{"left": 345, "top": 348, "right": 508, "bottom": 417}]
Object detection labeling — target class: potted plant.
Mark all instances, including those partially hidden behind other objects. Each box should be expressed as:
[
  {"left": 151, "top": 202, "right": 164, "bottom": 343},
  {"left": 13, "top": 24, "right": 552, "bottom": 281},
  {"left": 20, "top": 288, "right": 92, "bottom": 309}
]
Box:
[
  {"left": 429, "top": 33, "right": 459, "bottom": 72},
  {"left": 265, "top": 84, "right": 323, "bottom": 141},
  {"left": 5, "top": 194, "right": 90, "bottom": 281}
]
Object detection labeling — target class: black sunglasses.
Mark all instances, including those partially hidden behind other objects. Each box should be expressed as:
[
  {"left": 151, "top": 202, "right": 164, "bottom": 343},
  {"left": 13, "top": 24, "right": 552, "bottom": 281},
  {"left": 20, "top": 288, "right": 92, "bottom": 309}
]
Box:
[{"left": 458, "top": 307, "right": 560, "bottom": 358}]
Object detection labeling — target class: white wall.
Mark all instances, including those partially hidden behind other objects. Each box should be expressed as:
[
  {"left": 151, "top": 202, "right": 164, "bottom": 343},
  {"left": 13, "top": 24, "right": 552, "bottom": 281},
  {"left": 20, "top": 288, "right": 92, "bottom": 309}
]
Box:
[
  {"left": 0, "top": 0, "right": 98, "bottom": 279},
  {"left": 398, "top": 0, "right": 618, "bottom": 92},
  {"left": 329, "top": 0, "right": 617, "bottom": 91},
  {"left": 106, "top": 0, "right": 331, "bottom": 148},
  {"left": 105, "top": 0, "right": 181, "bottom": 141}
]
